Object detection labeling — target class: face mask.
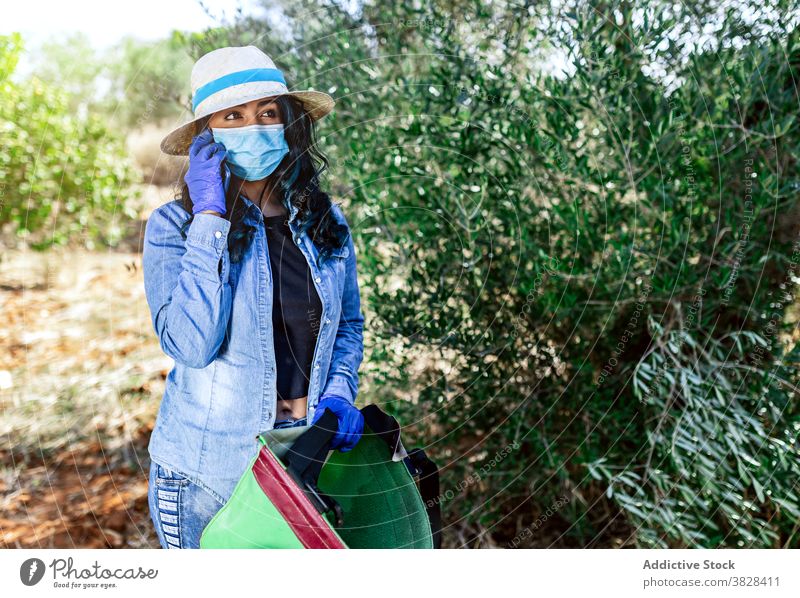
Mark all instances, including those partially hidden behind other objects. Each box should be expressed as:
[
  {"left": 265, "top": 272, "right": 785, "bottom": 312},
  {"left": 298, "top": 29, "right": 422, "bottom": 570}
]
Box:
[{"left": 211, "top": 123, "right": 290, "bottom": 181}]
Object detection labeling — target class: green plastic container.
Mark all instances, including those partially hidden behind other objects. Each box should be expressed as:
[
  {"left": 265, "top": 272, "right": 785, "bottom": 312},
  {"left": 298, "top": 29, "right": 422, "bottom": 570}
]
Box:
[{"left": 199, "top": 405, "right": 441, "bottom": 549}]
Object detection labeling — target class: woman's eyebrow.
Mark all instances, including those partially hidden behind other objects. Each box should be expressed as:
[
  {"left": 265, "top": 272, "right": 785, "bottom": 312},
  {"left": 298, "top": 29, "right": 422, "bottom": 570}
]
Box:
[{"left": 228, "top": 99, "right": 277, "bottom": 110}]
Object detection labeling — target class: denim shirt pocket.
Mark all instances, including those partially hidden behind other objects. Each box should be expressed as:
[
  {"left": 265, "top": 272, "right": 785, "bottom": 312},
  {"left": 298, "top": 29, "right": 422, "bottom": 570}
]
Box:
[{"left": 326, "top": 245, "right": 350, "bottom": 293}]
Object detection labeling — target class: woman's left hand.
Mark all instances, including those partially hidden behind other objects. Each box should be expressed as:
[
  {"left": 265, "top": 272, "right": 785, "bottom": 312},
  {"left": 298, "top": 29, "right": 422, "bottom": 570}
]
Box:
[{"left": 312, "top": 395, "right": 364, "bottom": 452}]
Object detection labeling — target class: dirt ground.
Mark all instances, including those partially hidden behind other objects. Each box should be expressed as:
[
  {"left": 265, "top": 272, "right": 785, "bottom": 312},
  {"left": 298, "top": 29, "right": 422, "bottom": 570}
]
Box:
[{"left": 0, "top": 185, "right": 174, "bottom": 548}]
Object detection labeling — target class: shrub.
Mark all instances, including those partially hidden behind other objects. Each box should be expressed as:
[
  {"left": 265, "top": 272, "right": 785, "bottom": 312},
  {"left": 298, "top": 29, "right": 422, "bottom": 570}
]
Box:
[
  {"left": 192, "top": 1, "right": 800, "bottom": 547},
  {"left": 0, "top": 33, "right": 142, "bottom": 249}
]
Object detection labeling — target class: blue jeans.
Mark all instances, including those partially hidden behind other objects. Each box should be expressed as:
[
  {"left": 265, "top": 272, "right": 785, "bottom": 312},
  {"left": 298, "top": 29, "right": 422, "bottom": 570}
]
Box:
[
  {"left": 273, "top": 416, "right": 308, "bottom": 429},
  {"left": 147, "top": 461, "right": 226, "bottom": 549}
]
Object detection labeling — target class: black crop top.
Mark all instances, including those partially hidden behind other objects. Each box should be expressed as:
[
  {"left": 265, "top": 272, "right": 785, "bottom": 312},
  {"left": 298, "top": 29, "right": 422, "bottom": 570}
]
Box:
[{"left": 264, "top": 214, "right": 323, "bottom": 401}]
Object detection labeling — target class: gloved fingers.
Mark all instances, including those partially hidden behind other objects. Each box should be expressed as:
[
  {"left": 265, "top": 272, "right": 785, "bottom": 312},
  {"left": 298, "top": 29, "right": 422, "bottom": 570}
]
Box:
[
  {"left": 184, "top": 148, "right": 226, "bottom": 189},
  {"left": 337, "top": 437, "right": 355, "bottom": 452},
  {"left": 333, "top": 433, "right": 356, "bottom": 452},
  {"left": 329, "top": 431, "right": 344, "bottom": 450},
  {"left": 348, "top": 412, "right": 364, "bottom": 436},
  {"left": 189, "top": 129, "right": 213, "bottom": 158},
  {"left": 189, "top": 139, "right": 210, "bottom": 161},
  {"left": 209, "top": 148, "right": 227, "bottom": 166},
  {"left": 312, "top": 398, "right": 347, "bottom": 424},
  {"left": 337, "top": 433, "right": 358, "bottom": 452},
  {"left": 198, "top": 141, "right": 225, "bottom": 162},
  {"left": 311, "top": 399, "right": 364, "bottom": 451},
  {"left": 335, "top": 412, "right": 363, "bottom": 452}
]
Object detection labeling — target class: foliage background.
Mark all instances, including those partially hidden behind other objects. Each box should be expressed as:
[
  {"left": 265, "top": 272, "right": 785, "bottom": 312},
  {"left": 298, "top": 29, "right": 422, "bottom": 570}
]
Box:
[
  {"left": 1, "top": 0, "right": 798, "bottom": 548},
  {"left": 0, "top": 33, "right": 142, "bottom": 249}
]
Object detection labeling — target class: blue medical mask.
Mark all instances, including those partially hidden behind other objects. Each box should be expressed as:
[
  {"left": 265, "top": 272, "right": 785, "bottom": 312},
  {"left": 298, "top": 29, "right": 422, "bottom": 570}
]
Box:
[{"left": 211, "top": 123, "right": 289, "bottom": 181}]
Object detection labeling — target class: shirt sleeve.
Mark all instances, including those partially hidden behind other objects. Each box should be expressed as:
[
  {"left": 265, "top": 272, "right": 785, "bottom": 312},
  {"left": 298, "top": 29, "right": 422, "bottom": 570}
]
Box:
[
  {"left": 322, "top": 208, "right": 365, "bottom": 404},
  {"left": 142, "top": 207, "right": 233, "bottom": 369}
]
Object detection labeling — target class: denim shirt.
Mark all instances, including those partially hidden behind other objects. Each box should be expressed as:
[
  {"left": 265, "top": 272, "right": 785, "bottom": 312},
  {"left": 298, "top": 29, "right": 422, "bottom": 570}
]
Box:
[{"left": 141, "top": 194, "right": 364, "bottom": 504}]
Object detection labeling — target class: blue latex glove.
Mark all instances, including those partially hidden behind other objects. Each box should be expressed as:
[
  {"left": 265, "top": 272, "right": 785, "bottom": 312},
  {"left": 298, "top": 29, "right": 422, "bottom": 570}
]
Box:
[
  {"left": 185, "top": 128, "right": 228, "bottom": 216},
  {"left": 312, "top": 395, "right": 364, "bottom": 452}
]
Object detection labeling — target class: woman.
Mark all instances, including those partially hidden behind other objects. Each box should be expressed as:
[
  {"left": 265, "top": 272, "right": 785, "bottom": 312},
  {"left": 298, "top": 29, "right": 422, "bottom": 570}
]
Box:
[{"left": 142, "top": 46, "right": 365, "bottom": 549}]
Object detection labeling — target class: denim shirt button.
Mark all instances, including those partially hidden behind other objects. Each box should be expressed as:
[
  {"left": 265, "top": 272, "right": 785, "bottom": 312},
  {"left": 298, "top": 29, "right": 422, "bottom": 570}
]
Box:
[
  {"left": 315, "top": 276, "right": 321, "bottom": 283},
  {"left": 214, "top": 231, "right": 222, "bottom": 239}
]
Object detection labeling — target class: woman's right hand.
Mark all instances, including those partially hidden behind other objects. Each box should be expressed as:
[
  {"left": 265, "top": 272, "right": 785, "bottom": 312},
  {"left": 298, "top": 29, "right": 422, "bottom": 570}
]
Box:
[{"left": 185, "top": 128, "right": 228, "bottom": 216}]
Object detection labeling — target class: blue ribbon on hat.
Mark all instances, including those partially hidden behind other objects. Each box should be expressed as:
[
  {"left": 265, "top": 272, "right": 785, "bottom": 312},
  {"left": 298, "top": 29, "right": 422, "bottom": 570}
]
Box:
[{"left": 192, "top": 67, "right": 287, "bottom": 112}]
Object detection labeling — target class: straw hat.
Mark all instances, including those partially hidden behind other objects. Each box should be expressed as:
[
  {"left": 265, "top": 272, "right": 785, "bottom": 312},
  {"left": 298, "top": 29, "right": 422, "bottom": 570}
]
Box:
[{"left": 160, "top": 45, "right": 335, "bottom": 155}]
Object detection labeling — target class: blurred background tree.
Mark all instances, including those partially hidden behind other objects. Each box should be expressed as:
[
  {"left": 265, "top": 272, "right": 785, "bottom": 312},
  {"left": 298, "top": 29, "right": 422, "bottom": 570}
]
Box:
[
  {"left": 188, "top": 0, "right": 798, "bottom": 548},
  {"left": 0, "top": 32, "right": 142, "bottom": 249},
  {"left": 103, "top": 35, "right": 193, "bottom": 129}
]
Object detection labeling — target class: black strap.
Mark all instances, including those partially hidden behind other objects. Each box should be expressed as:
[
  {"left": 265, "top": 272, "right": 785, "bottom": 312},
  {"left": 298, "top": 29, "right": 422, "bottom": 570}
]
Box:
[
  {"left": 360, "top": 404, "right": 403, "bottom": 458},
  {"left": 283, "top": 408, "right": 338, "bottom": 480},
  {"left": 283, "top": 409, "right": 344, "bottom": 526},
  {"left": 405, "top": 448, "right": 443, "bottom": 549}
]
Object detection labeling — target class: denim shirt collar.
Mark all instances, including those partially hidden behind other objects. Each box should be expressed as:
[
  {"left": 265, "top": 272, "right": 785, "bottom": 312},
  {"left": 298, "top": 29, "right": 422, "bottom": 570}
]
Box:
[
  {"left": 226, "top": 170, "right": 347, "bottom": 268},
  {"left": 238, "top": 189, "right": 301, "bottom": 237},
  {"left": 224, "top": 164, "right": 301, "bottom": 232},
  {"left": 236, "top": 189, "right": 326, "bottom": 269}
]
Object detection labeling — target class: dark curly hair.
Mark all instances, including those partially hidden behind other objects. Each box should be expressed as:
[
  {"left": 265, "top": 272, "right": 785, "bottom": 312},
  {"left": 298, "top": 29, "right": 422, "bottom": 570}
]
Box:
[{"left": 173, "top": 94, "right": 348, "bottom": 266}]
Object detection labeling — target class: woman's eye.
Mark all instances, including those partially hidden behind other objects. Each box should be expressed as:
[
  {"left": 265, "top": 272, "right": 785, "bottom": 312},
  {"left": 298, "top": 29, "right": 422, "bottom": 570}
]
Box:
[{"left": 222, "top": 108, "right": 277, "bottom": 120}]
